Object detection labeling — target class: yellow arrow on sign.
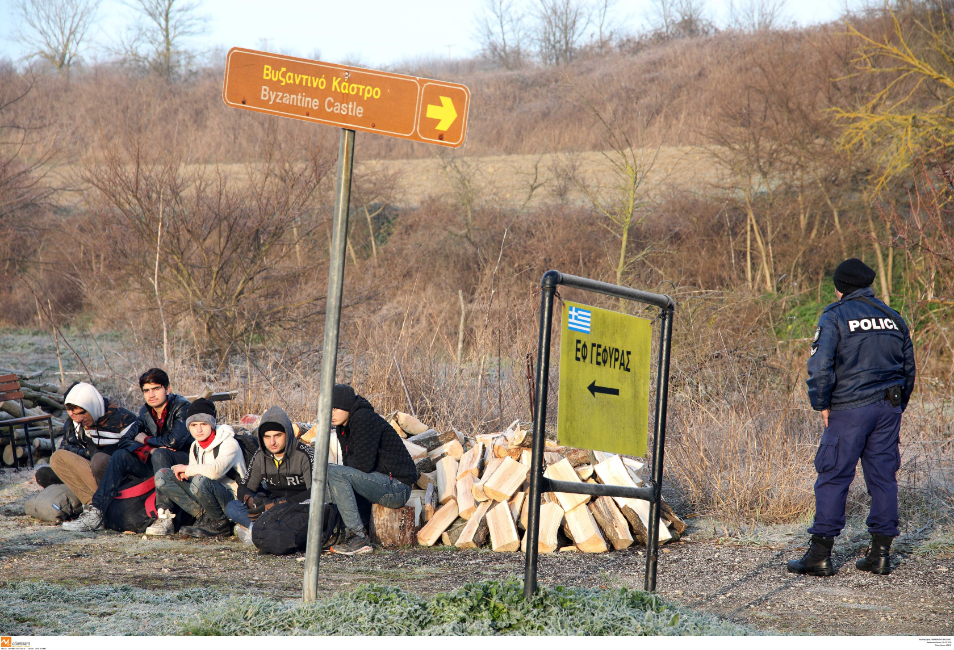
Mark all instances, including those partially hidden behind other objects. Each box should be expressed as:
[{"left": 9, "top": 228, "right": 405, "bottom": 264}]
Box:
[{"left": 426, "top": 96, "right": 457, "bottom": 131}]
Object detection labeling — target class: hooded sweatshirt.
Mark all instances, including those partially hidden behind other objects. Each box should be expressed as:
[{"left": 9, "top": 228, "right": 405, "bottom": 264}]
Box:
[
  {"left": 336, "top": 395, "right": 419, "bottom": 487},
  {"left": 184, "top": 424, "right": 248, "bottom": 497},
  {"left": 236, "top": 406, "right": 314, "bottom": 503},
  {"left": 59, "top": 383, "right": 139, "bottom": 458}
]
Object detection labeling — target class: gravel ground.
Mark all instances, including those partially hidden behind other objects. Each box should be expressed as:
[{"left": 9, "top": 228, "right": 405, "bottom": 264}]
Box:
[{"left": 1, "top": 468, "right": 951, "bottom": 636}]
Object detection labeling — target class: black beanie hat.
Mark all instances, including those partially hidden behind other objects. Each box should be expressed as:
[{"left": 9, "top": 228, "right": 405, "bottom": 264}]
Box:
[
  {"left": 332, "top": 384, "right": 357, "bottom": 412},
  {"left": 833, "top": 258, "right": 876, "bottom": 295},
  {"left": 259, "top": 421, "right": 286, "bottom": 435},
  {"left": 185, "top": 398, "right": 216, "bottom": 427}
]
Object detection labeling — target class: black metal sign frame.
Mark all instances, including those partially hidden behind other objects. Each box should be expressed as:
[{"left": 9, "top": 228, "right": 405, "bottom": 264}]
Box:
[{"left": 523, "top": 270, "right": 675, "bottom": 597}]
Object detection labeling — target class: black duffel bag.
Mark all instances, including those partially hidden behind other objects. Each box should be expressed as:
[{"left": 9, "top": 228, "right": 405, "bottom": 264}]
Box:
[{"left": 252, "top": 500, "right": 341, "bottom": 555}]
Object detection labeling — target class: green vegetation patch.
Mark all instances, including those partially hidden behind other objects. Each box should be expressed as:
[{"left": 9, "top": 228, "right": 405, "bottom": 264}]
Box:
[{"left": 184, "top": 579, "right": 758, "bottom": 636}]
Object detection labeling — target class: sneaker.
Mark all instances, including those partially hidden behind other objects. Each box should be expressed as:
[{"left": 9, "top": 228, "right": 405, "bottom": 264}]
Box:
[
  {"left": 62, "top": 506, "right": 104, "bottom": 532},
  {"left": 145, "top": 509, "right": 176, "bottom": 536},
  {"left": 234, "top": 523, "right": 254, "bottom": 546},
  {"left": 331, "top": 531, "right": 373, "bottom": 555},
  {"left": 180, "top": 513, "right": 233, "bottom": 538}
]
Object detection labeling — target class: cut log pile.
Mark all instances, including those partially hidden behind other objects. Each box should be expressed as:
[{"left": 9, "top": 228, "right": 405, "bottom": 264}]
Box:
[
  {"left": 0, "top": 370, "right": 68, "bottom": 468},
  {"left": 367, "top": 418, "right": 687, "bottom": 553}
]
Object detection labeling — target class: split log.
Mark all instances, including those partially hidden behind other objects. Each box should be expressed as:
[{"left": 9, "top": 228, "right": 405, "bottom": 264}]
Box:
[
  {"left": 544, "top": 458, "right": 590, "bottom": 511},
  {"left": 456, "top": 473, "right": 477, "bottom": 519},
  {"left": 562, "top": 502, "right": 608, "bottom": 553},
  {"left": 544, "top": 452, "right": 563, "bottom": 465},
  {"left": 589, "top": 497, "right": 634, "bottom": 550},
  {"left": 487, "top": 500, "right": 520, "bottom": 552},
  {"left": 369, "top": 502, "right": 420, "bottom": 547},
  {"left": 456, "top": 443, "right": 482, "bottom": 479},
  {"left": 455, "top": 500, "right": 492, "bottom": 549},
  {"left": 417, "top": 499, "right": 458, "bottom": 546},
  {"left": 562, "top": 448, "right": 596, "bottom": 467},
  {"left": 403, "top": 439, "right": 428, "bottom": 462},
  {"left": 520, "top": 502, "right": 563, "bottom": 553},
  {"left": 659, "top": 500, "right": 687, "bottom": 534},
  {"left": 616, "top": 498, "right": 672, "bottom": 545},
  {"left": 436, "top": 456, "right": 459, "bottom": 504},
  {"left": 575, "top": 464, "right": 594, "bottom": 481},
  {"left": 520, "top": 450, "right": 532, "bottom": 466},
  {"left": 427, "top": 439, "right": 463, "bottom": 461},
  {"left": 482, "top": 457, "right": 529, "bottom": 502},
  {"left": 416, "top": 471, "right": 436, "bottom": 490},
  {"left": 423, "top": 483, "right": 437, "bottom": 523},
  {"left": 388, "top": 418, "right": 406, "bottom": 438},
  {"left": 492, "top": 435, "right": 511, "bottom": 459},
  {"left": 415, "top": 456, "right": 437, "bottom": 475},
  {"left": 472, "top": 457, "right": 504, "bottom": 502},
  {"left": 441, "top": 517, "right": 470, "bottom": 546},
  {"left": 407, "top": 429, "right": 456, "bottom": 452},
  {"left": 396, "top": 412, "right": 429, "bottom": 436},
  {"left": 509, "top": 424, "right": 529, "bottom": 447},
  {"left": 592, "top": 451, "right": 615, "bottom": 463},
  {"left": 509, "top": 491, "right": 525, "bottom": 521},
  {"left": 593, "top": 454, "right": 639, "bottom": 491}
]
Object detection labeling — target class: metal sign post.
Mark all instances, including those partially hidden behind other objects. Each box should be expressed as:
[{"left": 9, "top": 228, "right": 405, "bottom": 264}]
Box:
[
  {"left": 523, "top": 270, "right": 675, "bottom": 597},
  {"left": 302, "top": 128, "right": 355, "bottom": 602},
  {"left": 222, "top": 47, "right": 471, "bottom": 603}
]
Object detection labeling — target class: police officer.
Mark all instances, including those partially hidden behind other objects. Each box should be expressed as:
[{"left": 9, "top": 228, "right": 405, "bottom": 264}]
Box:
[{"left": 788, "top": 258, "right": 916, "bottom": 577}]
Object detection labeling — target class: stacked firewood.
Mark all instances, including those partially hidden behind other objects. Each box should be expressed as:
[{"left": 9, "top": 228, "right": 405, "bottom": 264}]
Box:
[
  {"left": 0, "top": 373, "right": 68, "bottom": 467},
  {"left": 369, "top": 415, "right": 686, "bottom": 553}
]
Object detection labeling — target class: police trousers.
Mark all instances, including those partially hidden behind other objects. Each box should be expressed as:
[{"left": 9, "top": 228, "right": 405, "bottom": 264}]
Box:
[{"left": 808, "top": 400, "right": 902, "bottom": 538}]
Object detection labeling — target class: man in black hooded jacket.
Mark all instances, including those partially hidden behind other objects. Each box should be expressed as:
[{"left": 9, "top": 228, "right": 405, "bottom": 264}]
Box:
[{"left": 326, "top": 384, "right": 419, "bottom": 555}]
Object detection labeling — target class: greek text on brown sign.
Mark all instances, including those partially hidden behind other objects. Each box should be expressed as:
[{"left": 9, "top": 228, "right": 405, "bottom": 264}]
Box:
[{"left": 223, "top": 47, "right": 470, "bottom": 148}]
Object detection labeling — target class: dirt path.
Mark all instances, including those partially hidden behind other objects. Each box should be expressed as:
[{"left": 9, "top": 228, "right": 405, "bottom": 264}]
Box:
[{"left": 2, "top": 469, "right": 951, "bottom": 636}]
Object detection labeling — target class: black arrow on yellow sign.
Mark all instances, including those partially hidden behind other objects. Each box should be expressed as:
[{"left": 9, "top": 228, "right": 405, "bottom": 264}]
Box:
[{"left": 587, "top": 381, "right": 620, "bottom": 397}]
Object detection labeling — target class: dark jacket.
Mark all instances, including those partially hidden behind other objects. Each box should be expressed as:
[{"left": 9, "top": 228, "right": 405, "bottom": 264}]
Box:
[
  {"left": 237, "top": 406, "right": 314, "bottom": 503},
  {"left": 58, "top": 399, "right": 140, "bottom": 459},
  {"left": 335, "top": 395, "right": 419, "bottom": 487},
  {"left": 136, "top": 393, "right": 191, "bottom": 451},
  {"left": 807, "top": 287, "right": 917, "bottom": 412}
]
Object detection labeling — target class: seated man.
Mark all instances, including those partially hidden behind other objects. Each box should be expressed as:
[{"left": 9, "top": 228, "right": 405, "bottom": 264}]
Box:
[
  {"left": 225, "top": 406, "right": 313, "bottom": 545},
  {"left": 62, "top": 369, "right": 190, "bottom": 532},
  {"left": 132, "top": 367, "right": 192, "bottom": 478},
  {"left": 48, "top": 382, "right": 139, "bottom": 507},
  {"left": 325, "top": 384, "right": 419, "bottom": 555},
  {"left": 150, "top": 398, "right": 246, "bottom": 538}
]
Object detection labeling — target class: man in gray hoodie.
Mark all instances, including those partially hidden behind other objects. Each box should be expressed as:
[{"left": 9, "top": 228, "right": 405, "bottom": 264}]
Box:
[{"left": 225, "top": 406, "right": 314, "bottom": 542}]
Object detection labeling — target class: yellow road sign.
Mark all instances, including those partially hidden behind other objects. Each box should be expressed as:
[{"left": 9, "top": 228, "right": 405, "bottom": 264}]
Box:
[
  {"left": 223, "top": 48, "right": 470, "bottom": 147},
  {"left": 557, "top": 301, "right": 652, "bottom": 457}
]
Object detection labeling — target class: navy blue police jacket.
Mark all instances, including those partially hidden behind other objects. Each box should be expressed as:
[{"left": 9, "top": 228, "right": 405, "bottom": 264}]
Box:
[{"left": 806, "top": 287, "right": 916, "bottom": 412}]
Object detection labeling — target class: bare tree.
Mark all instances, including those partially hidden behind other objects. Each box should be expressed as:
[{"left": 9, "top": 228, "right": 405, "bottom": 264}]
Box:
[
  {"left": 534, "top": 0, "right": 590, "bottom": 66},
  {"left": 475, "top": 0, "right": 529, "bottom": 69},
  {"left": 728, "top": 0, "right": 787, "bottom": 32},
  {"left": 122, "top": 0, "right": 206, "bottom": 78},
  {"left": 593, "top": 0, "right": 618, "bottom": 54},
  {"left": 13, "top": 0, "right": 100, "bottom": 76},
  {"left": 646, "top": 0, "right": 713, "bottom": 38}
]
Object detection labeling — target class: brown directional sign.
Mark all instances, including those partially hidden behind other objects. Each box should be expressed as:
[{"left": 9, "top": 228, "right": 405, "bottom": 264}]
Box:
[{"left": 223, "top": 47, "right": 470, "bottom": 147}]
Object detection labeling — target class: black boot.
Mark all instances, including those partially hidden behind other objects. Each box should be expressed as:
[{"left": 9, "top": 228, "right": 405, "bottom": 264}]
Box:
[
  {"left": 180, "top": 512, "right": 233, "bottom": 538},
  {"left": 856, "top": 533, "right": 893, "bottom": 575},
  {"left": 787, "top": 535, "right": 836, "bottom": 576}
]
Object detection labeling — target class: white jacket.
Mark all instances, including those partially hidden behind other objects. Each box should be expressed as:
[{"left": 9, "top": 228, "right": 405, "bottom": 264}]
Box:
[{"left": 185, "top": 425, "right": 247, "bottom": 497}]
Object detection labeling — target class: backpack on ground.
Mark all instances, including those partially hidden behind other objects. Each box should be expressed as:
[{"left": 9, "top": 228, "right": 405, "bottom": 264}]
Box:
[
  {"left": 25, "top": 484, "right": 82, "bottom": 521},
  {"left": 251, "top": 500, "right": 341, "bottom": 555},
  {"left": 103, "top": 475, "right": 158, "bottom": 533}
]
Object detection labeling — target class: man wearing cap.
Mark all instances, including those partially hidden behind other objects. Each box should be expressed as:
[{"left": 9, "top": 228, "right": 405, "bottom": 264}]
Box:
[
  {"left": 788, "top": 258, "right": 916, "bottom": 577},
  {"left": 324, "top": 384, "right": 419, "bottom": 555}
]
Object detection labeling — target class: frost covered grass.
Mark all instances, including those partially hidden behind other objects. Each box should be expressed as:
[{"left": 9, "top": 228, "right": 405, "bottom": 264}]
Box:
[
  {"left": 0, "top": 579, "right": 758, "bottom": 636},
  {"left": 183, "top": 580, "right": 759, "bottom": 636},
  {"left": 0, "top": 581, "right": 218, "bottom": 635}
]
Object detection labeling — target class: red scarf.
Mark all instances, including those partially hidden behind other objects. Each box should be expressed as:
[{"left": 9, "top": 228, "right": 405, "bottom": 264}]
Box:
[{"left": 198, "top": 431, "right": 216, "bottom": 449}]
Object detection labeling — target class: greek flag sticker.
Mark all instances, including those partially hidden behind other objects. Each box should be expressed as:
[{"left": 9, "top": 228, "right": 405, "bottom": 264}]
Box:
[{"left": 567, "top": 306, "right": 592, "bottom": 334}]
